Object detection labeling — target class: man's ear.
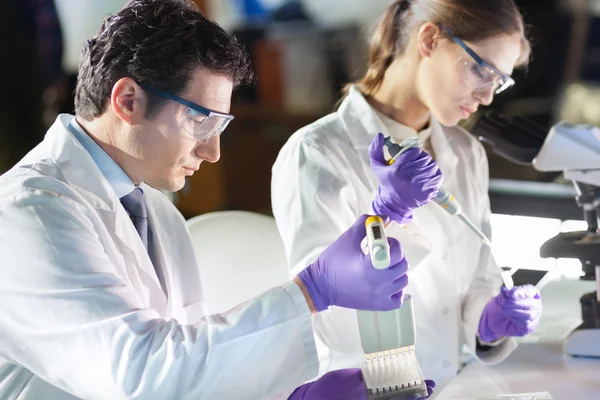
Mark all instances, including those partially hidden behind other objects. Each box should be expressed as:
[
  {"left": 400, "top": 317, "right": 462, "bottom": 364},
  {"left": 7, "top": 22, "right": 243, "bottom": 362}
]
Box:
[
  {"left": 110, "top": 78, "right": 148, "bottom": 124},
  {"left": 416, "top": 22, "right": 442, "bottom": 58}
]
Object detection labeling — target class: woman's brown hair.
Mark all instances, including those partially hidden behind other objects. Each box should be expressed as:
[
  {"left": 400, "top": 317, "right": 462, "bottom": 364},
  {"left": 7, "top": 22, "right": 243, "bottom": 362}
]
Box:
[{"left": 344, "top": 0, "right": 530, "bottom": 98}]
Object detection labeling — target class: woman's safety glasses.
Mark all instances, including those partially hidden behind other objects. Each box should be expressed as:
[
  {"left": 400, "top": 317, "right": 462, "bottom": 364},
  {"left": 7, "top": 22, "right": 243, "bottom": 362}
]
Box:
[
  {"left": 441, "top": 27, "right": 515, "bottom": 95},
  {"left": 140, "top": 84, "right": 234, "bottom": 143}
]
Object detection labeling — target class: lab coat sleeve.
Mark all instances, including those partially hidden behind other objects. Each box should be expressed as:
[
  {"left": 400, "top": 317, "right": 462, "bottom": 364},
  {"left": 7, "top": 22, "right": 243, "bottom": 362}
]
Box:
[
  {"left": 0, "top": 193, "right": 318, "bottom": 400},
  {"left": 272, "top": 138, "right": 368, "bottom": 374},
  {"left": 461, "top": 150, "right": 518, "bottom": 365},
  {"left": 272, "top": 139, "right": 361, "bottom": 275}
]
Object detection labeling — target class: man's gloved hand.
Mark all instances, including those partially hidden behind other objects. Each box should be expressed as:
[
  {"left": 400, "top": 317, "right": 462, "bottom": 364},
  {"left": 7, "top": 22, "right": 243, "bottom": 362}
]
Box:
[
  {"left": 478, "top": 284, "right": 542, "bottom": 343},
  {"left": 297, "top": 215, "right": 409, "bottom": 312},
  {"left": 369, "top": 133, "right": 443, "bottom": 224},
  {"left": 418, "top": 379, "right": 436, "bottom": 400},
  {"left": 288, "top": 369, "right": 368, "bottom": 400},
  {"left": 288, "top": 370, "right": 436, "bottom": 400}
]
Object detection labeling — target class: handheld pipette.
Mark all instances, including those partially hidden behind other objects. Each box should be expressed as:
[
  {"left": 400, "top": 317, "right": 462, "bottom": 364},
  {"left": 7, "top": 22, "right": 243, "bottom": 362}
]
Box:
[
  {"left": 384, "top": 137, "right": 515, "bottom": 288},
  {"left": 365, "top": 216, "right": 391, "bottom": 269},
  {"left": 384, "top": 137, "right": 493, "bottom": 248},
  {"left": 359, "top": 216, "right": 430, "bottom": 400}
]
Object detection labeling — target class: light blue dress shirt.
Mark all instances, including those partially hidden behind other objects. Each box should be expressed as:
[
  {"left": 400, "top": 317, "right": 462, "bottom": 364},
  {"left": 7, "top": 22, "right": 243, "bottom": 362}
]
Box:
[
  {"left": 67, "top": 116, "right": 164, "bottom": 289},
  {"left": 68, "top": 117, "right": 135, "bottom": 199}
]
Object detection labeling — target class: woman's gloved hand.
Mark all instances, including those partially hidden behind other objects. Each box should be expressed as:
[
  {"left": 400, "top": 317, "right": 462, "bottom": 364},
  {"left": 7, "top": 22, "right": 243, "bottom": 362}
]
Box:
[
  {"left": 478, "top": 284, "right": 542, "bottom": 343},
  {"left": 369, "top": 133, "right": 443, "bottom": 224}
]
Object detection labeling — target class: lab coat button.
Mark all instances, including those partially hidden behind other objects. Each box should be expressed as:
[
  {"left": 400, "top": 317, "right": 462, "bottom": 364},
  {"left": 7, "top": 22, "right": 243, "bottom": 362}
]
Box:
[
  {"left": 442, "top": 253, "right": 449, "bottom": 260},
  {"left": 443, "top": 360, "right": 451, "bottom": 368},
  {"left": 442, "top": 307, "right": 449, "bottom": 315}
]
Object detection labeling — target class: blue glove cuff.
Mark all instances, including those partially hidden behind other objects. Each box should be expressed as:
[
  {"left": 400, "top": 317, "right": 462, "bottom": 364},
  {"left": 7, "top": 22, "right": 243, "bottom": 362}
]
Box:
[
  {"left": 372, "top": 196, "right": 413, "bottom": 225},
  {"left": 477, "top": 298, "right": 504, "bottom": 343},
  {"left": 297, "top": 266, "right": 329, "bottom": 312}
]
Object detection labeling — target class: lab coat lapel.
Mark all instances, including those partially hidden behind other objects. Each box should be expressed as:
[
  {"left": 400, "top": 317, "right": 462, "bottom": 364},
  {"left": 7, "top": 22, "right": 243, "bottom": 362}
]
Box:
[
  {"left": 47, "top": 115, "right": 168, "bottom": 311},
  {"left": 339, "top": 86, "right": 389, "bottom": 157},
  {"left": 47, "top": 115, "right": 115, "bottom": 211},
  {"left": 105, "top": 204, "right": 168, "bottom": 312},
  {"left": 141, "top": 183, "right": 176, "bottom": 311},
  {"left": 429, "top": 118, "right": 459, "bottom": 189}
]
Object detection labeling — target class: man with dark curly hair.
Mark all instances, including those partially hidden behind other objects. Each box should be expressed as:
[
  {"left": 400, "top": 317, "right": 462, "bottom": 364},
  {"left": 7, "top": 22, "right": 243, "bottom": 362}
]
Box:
[{"left": 0, "top": 1, "right": 415, "bottom": 399}]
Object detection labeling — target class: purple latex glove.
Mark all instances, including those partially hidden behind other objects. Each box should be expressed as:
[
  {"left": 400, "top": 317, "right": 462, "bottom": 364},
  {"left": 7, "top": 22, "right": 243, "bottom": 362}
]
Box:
[
  {"left": 288, "top": 369, "right": 368, "bottom": 400},
  {"left": 478, "top": 284, "right": 542, "bottom": 343},
  {"left": 369, "top": 133, "right": 443, "bottom": 224},
  {"left": 417, "top": 379, "right": 436, "bottom": 400},
  {"left": 297, "top": 215, "right": 409, "bottom": 312}
]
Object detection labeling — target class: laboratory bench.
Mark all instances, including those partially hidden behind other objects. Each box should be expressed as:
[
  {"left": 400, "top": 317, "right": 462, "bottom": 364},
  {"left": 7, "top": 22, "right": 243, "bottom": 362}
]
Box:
[{"left": 435, "top": 278, "right": 600, "bottom": 400}]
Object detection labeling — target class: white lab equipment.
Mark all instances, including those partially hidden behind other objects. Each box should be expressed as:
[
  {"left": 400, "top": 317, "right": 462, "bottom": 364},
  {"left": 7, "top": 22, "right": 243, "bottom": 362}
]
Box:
[
  {"left": 359, "top": 217, "right": 428, "bottom": 399},
  {"left": 271, "top": 85, "right": 517, "bottom": 387},
  {"left": 187, "top": 210, "right": 289, "bottom": 314},
  {"left": 534, "top": 122, "right": 600, "bottom": 358},
  {"left": 358, "top": 295, "right": 428, "bottom": 399},
  {"left": 533, "top": 121, "right": 600, "bottom": 185},
  {"left": 364, "top": 215, "right": 391, "bottom": 269},
  {"left": 361, "top": 219, "right": 434, "bottom": 273},
  {"left": 473, "top": 112, "right": 600, "bottom": 359}
]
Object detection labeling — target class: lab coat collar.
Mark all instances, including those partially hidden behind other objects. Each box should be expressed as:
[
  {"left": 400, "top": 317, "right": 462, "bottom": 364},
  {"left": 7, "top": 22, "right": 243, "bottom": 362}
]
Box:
[
  {"left": 68, "top": 117, "right": 135, "bottom": 200},
  {"left": 143, "top": 183, "right": 175, "bottom": 301},
  {"left": 338, "top": 85, "right": 459, "bottom": 178},
  {"left": 48, "top": 114, "right": 119, "bottom": 212},
  {"left": 429, "top": 118, "right": 459, "bottom": 174},
  {"left": 338, "top": 86, "right": 388, "bottom": 152},
  {"left": 47, "top": 115, "right": 169, "bottom": 306},
  {"left": 374, "top": 108, "right": 434, "bottom": 145}
]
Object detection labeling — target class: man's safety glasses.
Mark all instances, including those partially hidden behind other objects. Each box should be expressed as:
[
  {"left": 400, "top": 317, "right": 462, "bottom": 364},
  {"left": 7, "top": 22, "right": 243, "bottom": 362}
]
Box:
[
  {"left": 441, "top": 27, "right": 515, "bottom": 95},
  {"left": 140, "top": 84, "right": 234, "bottom": 143}
]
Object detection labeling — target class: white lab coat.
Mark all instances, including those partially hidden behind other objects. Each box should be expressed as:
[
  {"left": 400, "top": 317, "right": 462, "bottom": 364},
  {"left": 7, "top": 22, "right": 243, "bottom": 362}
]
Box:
[
  {"left": 0, "top": 114, "right": 318, "bottom": 400},
  {"left": 271, "top": 86, "right": 517, "bottom": 388}
]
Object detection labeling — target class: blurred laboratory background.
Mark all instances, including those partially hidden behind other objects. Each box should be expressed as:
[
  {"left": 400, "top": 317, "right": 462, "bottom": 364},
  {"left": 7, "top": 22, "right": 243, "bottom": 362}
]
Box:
[{"left": 1, "top": 0, "right": 600, "bottom": 282}]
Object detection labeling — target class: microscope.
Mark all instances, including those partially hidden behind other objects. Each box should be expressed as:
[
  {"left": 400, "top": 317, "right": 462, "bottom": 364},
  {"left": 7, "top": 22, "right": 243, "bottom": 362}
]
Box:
[{"left": 472, "top": 112, "right": 600, "bottom": 358}]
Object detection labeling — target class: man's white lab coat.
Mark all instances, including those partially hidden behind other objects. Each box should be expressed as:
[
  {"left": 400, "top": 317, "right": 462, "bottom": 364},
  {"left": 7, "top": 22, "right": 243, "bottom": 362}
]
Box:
[
  {"left": 0, "top": 114, "right": 318, "bottom": 400},
  {"left": 271, "top": 86, "right": 517, "bottom": 388}
]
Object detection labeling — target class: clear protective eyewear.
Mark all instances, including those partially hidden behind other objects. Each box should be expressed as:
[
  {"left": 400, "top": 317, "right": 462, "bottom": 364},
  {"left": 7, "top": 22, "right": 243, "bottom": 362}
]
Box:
[
  {"left": 441, "top": 27, "right": 515, "bottom": 95},
  {"left": 140, "top": 84, "right": 234, "bottom": 143}
]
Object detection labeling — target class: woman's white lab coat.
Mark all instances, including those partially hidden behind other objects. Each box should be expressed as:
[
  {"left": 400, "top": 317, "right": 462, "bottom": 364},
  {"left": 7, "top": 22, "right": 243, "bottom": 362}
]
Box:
[
  {"left": 271, "top": 86, "right": 517, "bottom": 387},
  {"left": 0, "top": 115, "right": 317, "bottom": 400}
]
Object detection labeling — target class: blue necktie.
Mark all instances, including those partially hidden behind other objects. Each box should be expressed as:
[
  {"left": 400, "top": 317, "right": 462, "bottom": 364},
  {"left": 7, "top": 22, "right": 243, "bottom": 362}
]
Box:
[
  {"left": 120, "top": 188, "right": 166, "bottom": 293},
  {"left": 120, "top": 187, "right": 148, "bottom": 251}
]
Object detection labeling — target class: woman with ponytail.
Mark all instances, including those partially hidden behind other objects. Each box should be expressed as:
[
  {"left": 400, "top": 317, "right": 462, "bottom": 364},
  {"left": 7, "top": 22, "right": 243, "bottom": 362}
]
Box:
[{"left": 272, "top": 0, "right": 542, "bottom": 390}]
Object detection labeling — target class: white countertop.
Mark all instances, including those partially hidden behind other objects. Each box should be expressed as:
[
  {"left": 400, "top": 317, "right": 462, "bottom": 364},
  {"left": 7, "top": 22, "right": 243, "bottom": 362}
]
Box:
[{"left": 435, "top": 278, "right": 600, "bottom": 400}]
